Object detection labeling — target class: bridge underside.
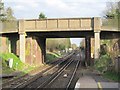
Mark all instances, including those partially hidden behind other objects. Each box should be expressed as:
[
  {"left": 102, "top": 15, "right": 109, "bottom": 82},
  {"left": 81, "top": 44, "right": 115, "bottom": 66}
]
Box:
[
  {"left": 3, "top": 30, "right": 120, "bottom": 39},
  {"left": 1, "top": 17, "right": 119, "bottom": 66},
  {"left": 1, "top": 30, "right": 120, "bottom": 66}
]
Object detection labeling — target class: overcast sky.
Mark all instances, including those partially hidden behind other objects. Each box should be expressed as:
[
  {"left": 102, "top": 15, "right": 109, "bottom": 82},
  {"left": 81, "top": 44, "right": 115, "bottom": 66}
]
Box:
[
  {"left": 4, "top": 0, "right": 112, "bottom": 19},
  {"left": 3, "top": 0, "right": 118, "bottom": 46}
]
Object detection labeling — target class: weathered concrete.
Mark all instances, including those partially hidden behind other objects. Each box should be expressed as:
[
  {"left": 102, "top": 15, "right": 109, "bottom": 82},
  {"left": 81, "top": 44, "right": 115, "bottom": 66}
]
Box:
[
  {"left": 75, "top": 76, "right": 98, "bottom": 89},
  {"left": 93, "top": 18, "right": 101, "bottom": 59},
  {"left": 0, "top": 36, "right": 9, "bottom": 53},
  {"left": 19, "top": 19, "right": 26, "bottom": 62},
  {"left": 1, "top": 17, "right": 120, "bottom": 65},
  {"left": 36, "top": 37, "right": 46, "bottom": 64},
  {"left": 8, "top": 36, "right": 18, "bottom": 54},
  {"left": 19, "top": 33, "right": 26, "bottom": 63},
  {"left": 85, "top": 37, "right": 91, "bottom": 66},
  {"left": 0, "top": 21, "right": 2, "bottom": 32},
  {"left": 94, "top": 31, "right": 100, "bottom": 59}
]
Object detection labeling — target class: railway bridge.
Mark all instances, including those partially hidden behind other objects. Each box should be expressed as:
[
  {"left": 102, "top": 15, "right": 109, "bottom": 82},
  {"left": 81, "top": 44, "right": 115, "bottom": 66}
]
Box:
[{"left": 0, "top": 17, "right": 120, "bottom": 65}]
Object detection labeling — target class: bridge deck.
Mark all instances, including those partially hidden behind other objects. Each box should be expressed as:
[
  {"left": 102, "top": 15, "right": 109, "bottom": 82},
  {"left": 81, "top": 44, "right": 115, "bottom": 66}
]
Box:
[{"left": 0, "top": 17, "right": 119, "bottom": 34}]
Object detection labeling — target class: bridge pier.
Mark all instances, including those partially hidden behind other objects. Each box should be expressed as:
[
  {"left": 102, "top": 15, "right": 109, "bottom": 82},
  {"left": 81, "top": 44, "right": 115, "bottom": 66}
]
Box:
[
  {"left": 36, "top": 37, "right": 46, "bottom": 64},
  {"left": 8, "top": 35, "right": 18, "bottom": 55},
  {"left": 85, "top": 37, "right": 91, "bottom": 66},
  {"left": 94, "top": 31, "right": 100, "bottom": 59},
  {"left": 19, "top": 20, "right": 26, "bottom": 63},
  {"left": 19, "top": 33, "right": 26, "bottom": 63},
  {"left": 94, "top": 17, "right": 101, "bottom": 59}
]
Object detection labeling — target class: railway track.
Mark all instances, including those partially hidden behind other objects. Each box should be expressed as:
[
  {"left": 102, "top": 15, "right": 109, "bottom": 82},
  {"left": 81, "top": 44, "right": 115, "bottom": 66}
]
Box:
[
  {"left": 2, "top": 52, "right": 74, "bottom": 89},
  {"left": 36, "top": 55, "right": 81, "bottom": 89},
  {"left": 21, "top": 52, "right": 81, "bottom": 89}
]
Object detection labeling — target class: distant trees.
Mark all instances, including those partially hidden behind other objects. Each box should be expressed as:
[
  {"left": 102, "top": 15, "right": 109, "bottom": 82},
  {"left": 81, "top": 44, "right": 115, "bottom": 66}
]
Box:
[
  {"left": 0, "top": 2, "right": 16, "bottom": 31},
  {"left": 0, "top": 2, "right": 5, "bottom": 21},
  {"left": 39, "top": 12, "right": 47, "bottom": 19},
  {"left": 0, "top": 2, "right": 16, "bottom": 21},
  {"left": 46, "top": 38, "right": 71, "bottom": 52},
  {"left": 101, "top": 2, "right": 120, "bottom": 57},
  {"left": 102, "top": 2, "right": 119, "bottom": 28},
  {"left": 6, "top": 7, "right": 16, "bottom": 20},
  {"left": 103, "top": 2, "right": 119, "bottom": 19},
  {"left": 94, "top": 2, "right": 120, "bottom": 73},
  {"left": 71, "top": 44, "right": 77, "bottom": 50}
]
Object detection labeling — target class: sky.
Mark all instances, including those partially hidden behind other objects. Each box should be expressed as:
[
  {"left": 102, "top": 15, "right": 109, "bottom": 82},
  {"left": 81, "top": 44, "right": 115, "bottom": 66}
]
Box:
[{"left": 2, "top": 0, "right": 118, "bottom": 46}]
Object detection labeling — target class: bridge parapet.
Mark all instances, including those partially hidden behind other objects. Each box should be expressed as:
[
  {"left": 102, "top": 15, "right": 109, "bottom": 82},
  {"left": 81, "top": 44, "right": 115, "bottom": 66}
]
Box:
[
  {"left": 0, "top": 17, "right": 119, "bottom": 34},
  {"left": 24, "top": 18, "right": 94, "bottom": 32},
  {"left": 101, "top": 18, "right": 119, "bottom": 31},
  {"left": 0, "top": 20, "right": 18, "bottom": 33}
]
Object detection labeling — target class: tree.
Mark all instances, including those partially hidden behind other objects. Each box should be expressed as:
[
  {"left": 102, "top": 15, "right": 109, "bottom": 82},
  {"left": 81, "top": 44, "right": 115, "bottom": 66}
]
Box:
[
  {"left": 6, "top": 7, "right": 16, "bottom": 20},
  {"left": 103, "top": 2, "right": 118, "bottom": 19},
  {"left": 39, "top": 12, "right": 47, "bottom": 19},
  {"left": 46, "top": 38, "right": 71, "bottom": 52},
  {"left": 71, "top": 44, "right": 77, "bottom": 50},
  {"left": 0, "top": 2, "right": 6, "bottom": 21},
  {"left": 1, "top": 6, "right": 16, "bottom": 31},
  {"left": 102, "top": 2, "right": 119, "bottom": 31}
]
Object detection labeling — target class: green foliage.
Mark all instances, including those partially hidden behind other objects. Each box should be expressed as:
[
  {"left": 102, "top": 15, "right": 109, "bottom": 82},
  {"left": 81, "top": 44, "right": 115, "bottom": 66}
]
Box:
[
  {"left": 39, "top": 12, "right": 47, "bottom": 19},
  {"left": 94, "top": 54, "right": 112, "bottom": 72},
  {"left": 103, "top": 71, "right": 120, "bottom": 82},
  {"left": 46, "top": 52, "right": 60, "bottom": 62},
  {"left": 102, "top": 2, "right": 119, "bottom": 29},
  {"left": 0, "top": 53, "right": 36, "bottom": 75},
  {"left": 0, "top": 53, "right": 27, "bottom": 70},
  {"left": 100, "top": 44, "right": 107, "bottom": 55},
  {"left": 0, "top": 4, "right": 17, "bottom": 31},
  {"left": 0, "top": 3, "right": 6, "bottom": 21},
  {"left": 46, "top": 38, "right": 71, "bottom": 52},
  {"left": 6, "top": 7, "right": 16, "bottom": 20},
  {"left": 71, "top": 43, "right": 77, "bottom": 50}
]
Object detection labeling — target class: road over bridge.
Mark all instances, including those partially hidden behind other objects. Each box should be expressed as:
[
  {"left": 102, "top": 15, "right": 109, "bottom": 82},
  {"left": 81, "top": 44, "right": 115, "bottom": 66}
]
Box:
[{"left": 0, "top": 17, "right": 120, "bottom": 65}]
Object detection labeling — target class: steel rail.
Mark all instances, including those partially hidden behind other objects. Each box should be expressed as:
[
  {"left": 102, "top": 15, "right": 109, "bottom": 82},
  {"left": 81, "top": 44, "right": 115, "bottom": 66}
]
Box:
[
  {"left": 9, "top": 52, "right": 74, "bottom": 89},
  {"left": 66, "top": 59, "right": 80, "bottom": 89},
  {"left": 36, "top": 58, "right": 74, "bottom": 89}
]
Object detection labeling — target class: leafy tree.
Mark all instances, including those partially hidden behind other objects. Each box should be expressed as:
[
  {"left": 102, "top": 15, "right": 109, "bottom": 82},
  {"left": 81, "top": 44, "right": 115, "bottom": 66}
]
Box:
[
  {"left": 0, "top": 6, "right": 16, "bottom": 31},
  {"left": 71, "top": 44, "right": 77, "bottom": 50},
  {"left": 6, "top": 7, "right": 16, "bottom": 20},
  {"left": 0, "top": 2, "right": 6, "bottom": 21},
  {"left": 102, "top": 2, "right": 119, "bottom": 28},
  {"left": 46, "top": 38, "right": 71, "bottom": 52},
  {"left": 39, "top": 12, "right": 47, "bottom": 19}
]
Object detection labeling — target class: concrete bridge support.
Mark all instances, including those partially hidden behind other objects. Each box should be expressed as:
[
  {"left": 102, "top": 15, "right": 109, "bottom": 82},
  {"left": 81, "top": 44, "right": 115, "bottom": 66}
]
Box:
[
  {"left": 94, "top": 31, "right": 100, "bottom": 59},
  {"left": 19, "top": 33, "right": 26, "bottom": 63},
  {"left": 94, "top": 17, "right": 101, "bottom": 59},
  {"left": 8, "top": 35, "right": 18, "bottom": 55},
  {"left": 19, "top": 20, "right": 26, "bottom": 63},
  {"left": 85, "top": 37, "right": 91, "bottom": 66},
  {"left": 36, "top": 37, "right": 46, "bottom": 64},
  {"left": 19, "top": 20, "right": 46, "bottom": 65},
  {"left": 19, "top": 34, "right": 46, "bottom": 65}
]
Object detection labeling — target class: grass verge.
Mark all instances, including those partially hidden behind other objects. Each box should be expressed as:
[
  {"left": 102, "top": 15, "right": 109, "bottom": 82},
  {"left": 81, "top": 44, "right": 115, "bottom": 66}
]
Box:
[
  {"left": 46, "top": 52, "right": 60, "bottom": 62},
  {"left": 103, "top": 71, "right": 120, "bottom": 82},
  {"left": 0, "top": 53, "right": 35, "bottom": 75}
]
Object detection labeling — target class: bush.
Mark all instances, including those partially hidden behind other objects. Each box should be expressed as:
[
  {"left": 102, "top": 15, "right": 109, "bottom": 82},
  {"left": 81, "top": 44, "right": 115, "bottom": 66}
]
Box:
[
  {"left": 94, "top": 54, "right": 112, "bottom": 73},
  {"left": 0, "top": 53, "right": 30, "bottom": 71},
  {"left": 46, "top": 52, "right": 60, "bottom": 62}
]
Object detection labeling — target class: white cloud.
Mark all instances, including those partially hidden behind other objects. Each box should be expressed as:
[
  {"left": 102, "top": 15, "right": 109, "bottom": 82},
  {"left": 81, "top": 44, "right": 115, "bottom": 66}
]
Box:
[
  {"left": 4, "top": 0, "right": 112, "bottom": 19},
  {"left": 44, "top": 0, "right": 74, "bottom": 12},
  {"left": 12, "top": 5, "right": 25, "bottom": 11},
  {"left": 4, "top": 0, "right": 40, "bottom": 8}
]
